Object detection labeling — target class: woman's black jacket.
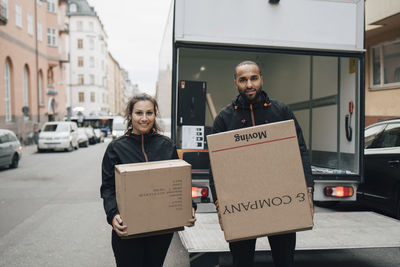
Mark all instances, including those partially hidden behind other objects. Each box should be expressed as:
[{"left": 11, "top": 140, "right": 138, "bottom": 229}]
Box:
[
  {"left": 209, "top": 91, "right": 313, "bottom": 202},
  {"left": 101, "top": 131, "right": 194, "bottom": 225}
]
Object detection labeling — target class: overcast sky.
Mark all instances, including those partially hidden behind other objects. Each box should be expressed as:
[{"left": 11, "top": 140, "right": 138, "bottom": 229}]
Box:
[{"left": 86, "top": 0, "right": 172, "bottom": 95}]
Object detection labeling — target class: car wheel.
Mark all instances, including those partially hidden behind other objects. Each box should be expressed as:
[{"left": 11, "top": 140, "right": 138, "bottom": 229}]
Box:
[
  {"left": 10, "top": 154, "right": 19, "bottom": 168},
  {"left": 85, "top": 141, "right": 89, "bottom": 147}
]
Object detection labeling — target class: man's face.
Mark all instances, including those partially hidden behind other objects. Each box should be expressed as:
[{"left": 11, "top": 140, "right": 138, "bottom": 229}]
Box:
[{"left": 234, "top": 64, "right": 263, "bottom": 103}]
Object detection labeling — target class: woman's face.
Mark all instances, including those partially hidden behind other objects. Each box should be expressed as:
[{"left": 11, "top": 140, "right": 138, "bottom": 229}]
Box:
[{"left": 130, "top": 100, "right": 156, "bottom": 135}]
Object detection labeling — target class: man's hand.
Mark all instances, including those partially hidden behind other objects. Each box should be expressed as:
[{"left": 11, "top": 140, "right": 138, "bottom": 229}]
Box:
[
  {"left": 215, "top": 200, "right": 224, "bottom": 231},
  {"left": 187, "top": 208, "right": 197, "bottom": 227},
  {"left": 308, "top": 192, "right": 314, "bottom": 218},
  {"left": 112, "top": 214, "right": 128, "bottom": 237}
]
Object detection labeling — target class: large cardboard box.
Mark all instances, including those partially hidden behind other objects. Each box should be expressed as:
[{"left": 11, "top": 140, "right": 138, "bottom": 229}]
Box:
[
  {"left": 115, "top": 159, "right": 192, "bottom": 238},
  {"left": 207, "top": 120, "right": 313, "bottom": 242}
]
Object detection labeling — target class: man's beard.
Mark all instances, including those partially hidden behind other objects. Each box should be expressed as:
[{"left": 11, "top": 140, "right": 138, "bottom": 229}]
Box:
[{"left": 238, "top": 87, "right": 262, "bottom": 104}]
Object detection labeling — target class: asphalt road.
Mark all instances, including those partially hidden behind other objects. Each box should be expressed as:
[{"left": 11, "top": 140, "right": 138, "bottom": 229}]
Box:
[{"left": 0, "top": 140, "right": 399, "bottom": 267}]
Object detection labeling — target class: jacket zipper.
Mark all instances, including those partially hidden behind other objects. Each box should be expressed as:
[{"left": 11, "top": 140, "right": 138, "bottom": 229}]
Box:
[
  {"left": 249, "top": 104, "right": 256, "bottom": 126},
  {"left": 141, "top": 134, "right": 149, "bottom": 162}
]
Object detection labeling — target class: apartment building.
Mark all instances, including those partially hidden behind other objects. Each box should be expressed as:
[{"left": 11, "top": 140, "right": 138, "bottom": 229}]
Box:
[
  {"left": 0, "top": 0, "right": 69, "bottom": 143},
  {"left": 67, "top": 0, "right": 109, "bottom": 116},
  {"left": 365, "top": 0, "right": 400, "bottom": 126}
]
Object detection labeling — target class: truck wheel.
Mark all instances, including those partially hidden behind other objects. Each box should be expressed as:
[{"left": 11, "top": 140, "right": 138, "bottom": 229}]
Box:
[{"left": 10, "top": 154, "right": 19, "bottom": 168}]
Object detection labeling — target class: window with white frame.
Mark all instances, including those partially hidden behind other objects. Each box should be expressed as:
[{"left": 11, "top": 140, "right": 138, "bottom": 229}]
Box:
[
  {"left": 77, "top": 39, "right": 83, "bottom": 49},
  {"left": 77, "top": 21, "right": 83, "bottom": 31},
  {"left": 47, "top": 28, "right": 57, "bottom": 46},
  {"left": 78, "top": 92, "right": 84, "bottom": 102},
  {"left": 89, "top": 21, "right": 94, "bottom": 32},
  {"left": 23, "top": 66, "right": 29, "bottom": 107},
  {"left": 47, "top": 0, "right": 56, "bottom": 13},
  {"left": 27, "top": 14, "right": 33, "bottom": 35},
  {"left": 69, "top": 3, "right": 77, "bottom": 13},
  {"left": 370, "top": 40, "right": 400, "bottom": 89},
  {"left": 37, "top": 22, "right": 42, "bottom": 41},
  {"left": 90, "top": 57, "right": 94, "bottom": 68},
  {"left": 15, "top": 3, "right": 22, "bottom": 28},
  {"left": 90, "top": 92, "right": 95, "bottom": 102},
  {"left": 78, "top": 74, "right": 84, "bottom": 85},
  {"left": 1, "top": 0, "right": 8, "bottom": 19},
  {"left": 4, "top": 60, "right": 12, "bottom": 122},
  {"left": 78, "top": 57, "right": 84, "bottom": 67}
]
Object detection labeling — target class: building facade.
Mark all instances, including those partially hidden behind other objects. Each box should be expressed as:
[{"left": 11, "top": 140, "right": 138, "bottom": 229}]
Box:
[
  {"left": 0, "top": 0, "right": 69, "bottom": 143},
  {"left": 365, "top": 0, "right": 400, "bottom": 126},
  {"left": 67, "top": 0, "right": 109, "bottom": 116}
]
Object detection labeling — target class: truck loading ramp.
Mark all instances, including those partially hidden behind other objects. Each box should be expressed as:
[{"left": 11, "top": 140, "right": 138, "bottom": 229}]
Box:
[{"left": 179, "top": 211, "right": 400, "bottom": 253}]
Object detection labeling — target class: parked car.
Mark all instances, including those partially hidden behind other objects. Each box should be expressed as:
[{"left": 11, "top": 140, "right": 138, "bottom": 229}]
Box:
[
  {"left": 0, "top": 129, "right": 22, "bottom": 169},
  {"left": 94, "top": 129, "right": 105, "bottom": 143},
  {"left": 85, "top": 127, "right": 97, "bottom": 145},
  {"left": 358, "top": 118, "right": 400, "bottom": 219},
  {"left": 37, "top": 121, "right": 79, "bottom": 152},
  {"left": 77, "top": 128, "right": 89, "bottom": 147}
]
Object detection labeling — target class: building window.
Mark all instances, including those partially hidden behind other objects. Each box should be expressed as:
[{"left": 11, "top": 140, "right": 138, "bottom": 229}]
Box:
[
  {"left": 37, "top": 22, "right": 42, "bottom": 41},
  {"left": 78, "top": 92, "right": 85, "bottom": 103},
  {"left": 90, "top": 57, "right": 94, "bottom": 68},
  {"left": 101, "top": 60, "right": 104, "bottom": 71},
  {"left": 90, "top": 92, "right": 95, "bottom": 102},
  {"left": 89, "top": 74, "right": 95, "bottom": 84},
  {"left": 89, "top": 21, "right": 94, "bottom": 32},
  {"left": 78, "top": 57, "right": 84, "bottom": 67},
  {"left": 77, "top": 21, "right": 83, "bottom": 31},
  {"left": 47, "top": 28, "right": 57, "bottom": 46},
  {"left": 47, "top": 0, "right": 56, "bottom": 13},
  {"left": 23, "top": 66, "right": 29, "bottom": 107},
  {"left": 4, "top": 59, "right": 12, "bottom": 122},
  {"left": 78, "top": 74, "right": 84, "bottom": 85},
  {"left": 27, "top": 14, "right": 33, "bottom": 35},
  {"left": 370, "top": 40, "right": 400, "bottom": 89},
  {"left": 69, "top": 3, "right": 77, "bottom": 13},
  {"left": 15, "top": 3, "right": 22, "bottom": 28},
  {"left": 1, "top": 0, "right": 8, "bottom": 20},
  {"left": 77, "top": 39, "right": 83, "bottom": 49},
  {"left": 89, "top": 38, "right": 94, "bottom": 50}
]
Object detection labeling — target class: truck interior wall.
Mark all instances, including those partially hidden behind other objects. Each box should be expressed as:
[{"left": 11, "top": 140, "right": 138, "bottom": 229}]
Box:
[{"left": 176, "top": 48, "right": 359, "bottom": 173}]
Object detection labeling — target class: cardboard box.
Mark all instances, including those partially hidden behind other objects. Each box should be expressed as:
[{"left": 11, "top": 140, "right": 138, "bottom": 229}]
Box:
[
  {"left": 207, "top": 120, "right": 313, "bottom": 242},
  {"left": 115, "top": 159, "right": 192, "bottom": 238}
]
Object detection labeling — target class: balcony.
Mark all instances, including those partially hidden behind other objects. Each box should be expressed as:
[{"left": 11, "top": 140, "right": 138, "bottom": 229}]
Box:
[{"left": 0, "top": 4, "right": 7, "bottom": 25}]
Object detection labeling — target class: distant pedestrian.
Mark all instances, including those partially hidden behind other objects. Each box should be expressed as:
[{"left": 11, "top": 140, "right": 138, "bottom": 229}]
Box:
[
  {"left": 101, "top": 93, "right": 196, "bottom": 267},
  {"left": 209, "top": 61, "right": 314, "bottom": 267}
]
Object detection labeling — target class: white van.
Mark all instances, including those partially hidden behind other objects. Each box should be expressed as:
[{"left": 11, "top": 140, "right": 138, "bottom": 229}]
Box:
[
  {"left": 112, "top": 116, "right": 126, "bottom": 140},
  {"left": 37, "top": 121, "right": 79, "bottom": 152}
]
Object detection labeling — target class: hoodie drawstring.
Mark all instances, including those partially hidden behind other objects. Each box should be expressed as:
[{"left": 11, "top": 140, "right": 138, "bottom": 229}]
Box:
[{"left": 141, "top": 134, "right": 149, "bottom": 162}]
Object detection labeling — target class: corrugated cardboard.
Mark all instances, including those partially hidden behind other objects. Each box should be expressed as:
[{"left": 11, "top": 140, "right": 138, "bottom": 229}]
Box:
[
  {"left": 207, "top": 120, "right": 313, "bottom": 242},
  {"left": 115, "top": 159, "right": 192, "bottom": 238}
]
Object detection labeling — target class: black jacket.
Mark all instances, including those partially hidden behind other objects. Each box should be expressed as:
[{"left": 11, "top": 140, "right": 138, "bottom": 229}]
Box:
[
  {"left": 209, "top": 91, "right": 313, "bottom": 201},
  {"left": 101, "top": 131, "right": 193, "bottom": 225}
]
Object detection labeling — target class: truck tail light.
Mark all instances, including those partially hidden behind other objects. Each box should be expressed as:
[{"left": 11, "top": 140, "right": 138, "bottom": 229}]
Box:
[
  {"left": 324, "top": 186, "right": 354, "bottom": 197},
  {"left": 192, "top": 186, "right": 209, "bottom": 198}
]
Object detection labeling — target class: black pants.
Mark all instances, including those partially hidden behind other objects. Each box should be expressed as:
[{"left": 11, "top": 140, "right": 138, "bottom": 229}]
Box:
[
  {"left": 229, "top": 232, "right": 296, "bottom": 267},
  {"left": 111, "top": 231, "right": 173, "bottom": 267}
]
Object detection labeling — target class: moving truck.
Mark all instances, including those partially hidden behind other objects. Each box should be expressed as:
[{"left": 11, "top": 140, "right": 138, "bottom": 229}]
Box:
[
  {"left": 157, "top": 0, "right": 364, "bottom": 206},
  {"left": 156, "top": 1, "right": 400, "bottom": 266}
]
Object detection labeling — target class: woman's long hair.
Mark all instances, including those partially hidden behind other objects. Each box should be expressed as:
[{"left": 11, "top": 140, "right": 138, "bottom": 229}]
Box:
[{"left": 124, "top": 93, "right": 161, "bottom": 133}]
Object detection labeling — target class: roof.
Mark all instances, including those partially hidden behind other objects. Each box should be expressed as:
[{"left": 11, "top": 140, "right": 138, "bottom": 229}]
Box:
[{"left": 67, "top": 0, "right": 96, "bottom": 17}]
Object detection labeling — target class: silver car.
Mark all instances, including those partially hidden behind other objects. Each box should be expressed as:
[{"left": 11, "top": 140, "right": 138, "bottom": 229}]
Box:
[{"left": 0, "top": 129, "right": 22, "bottom": 169}]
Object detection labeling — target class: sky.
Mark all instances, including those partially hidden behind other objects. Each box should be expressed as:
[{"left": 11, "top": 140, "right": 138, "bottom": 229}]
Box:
[{"left": 86, "top": 0, "right": 172, "bottom": 95}]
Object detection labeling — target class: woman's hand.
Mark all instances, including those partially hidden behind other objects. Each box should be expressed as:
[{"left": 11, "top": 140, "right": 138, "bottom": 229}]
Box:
[
  {"left": 112, "top": 214, "right": 128, "bottom": 237},
  {"left": 187, "top": 208, "right": 197, "bottom": 227}
]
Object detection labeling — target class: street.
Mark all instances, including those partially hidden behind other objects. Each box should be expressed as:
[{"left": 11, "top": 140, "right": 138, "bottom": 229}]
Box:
[{"left": 0, "top": 140, "right": 399, "bottom": 267}]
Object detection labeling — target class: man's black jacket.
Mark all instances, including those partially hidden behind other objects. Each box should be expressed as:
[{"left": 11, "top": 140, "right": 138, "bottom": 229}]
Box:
[
  {"left": 101, "top": 131, "right": 195, "bottom": 225},
  {"left": 209, "top": 91, "right": 313, "bottom": 202}
]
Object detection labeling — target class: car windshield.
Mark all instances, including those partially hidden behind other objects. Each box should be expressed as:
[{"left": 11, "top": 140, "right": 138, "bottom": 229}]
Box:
[{"left": 43, "top": 124, "right": 69, "bottom": 132}]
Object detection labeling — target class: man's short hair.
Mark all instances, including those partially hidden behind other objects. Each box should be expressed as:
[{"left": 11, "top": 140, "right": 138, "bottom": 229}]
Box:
[{"left": 234, "top": 61, "right": 262, "bottom": 79}]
